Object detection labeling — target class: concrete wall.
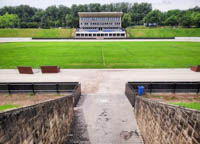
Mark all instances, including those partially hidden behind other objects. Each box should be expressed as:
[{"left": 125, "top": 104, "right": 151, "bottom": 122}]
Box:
[
  {"left": 175, "top": 37, "right": 200, "bottom": 40},
  {"left": 0, "top": 95, "right": 74, "bottom": 144},
  {"left": 135, "top": 97, "right": 200, "bottom": 144}
]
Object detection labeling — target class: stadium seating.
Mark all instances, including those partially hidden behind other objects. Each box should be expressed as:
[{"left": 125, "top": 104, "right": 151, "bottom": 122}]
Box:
[
  {"left": 102, "top": 29, "right": 114, "bottom": 32},
  {"left": 87, "top": 29, "right": 99, "bottom": 32}
]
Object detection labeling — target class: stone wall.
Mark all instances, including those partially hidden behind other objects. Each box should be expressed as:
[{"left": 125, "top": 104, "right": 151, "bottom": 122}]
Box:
[
  {"left": 135, "top": 97, "right": 200, "bottom": 144},
  {"left": 125, "top": 83, "right": 136, "bottom": 107},
  {"left": 73, "top": 84, "right": 81, "bottom": 106},
  {"left": 0, "top": 95, "right": 74, "bottom": 144}
]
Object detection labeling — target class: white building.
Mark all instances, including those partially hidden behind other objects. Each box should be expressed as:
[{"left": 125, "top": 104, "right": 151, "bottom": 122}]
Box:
[{"left": 75, "top": 12, "right": 126, "bottom": 39}]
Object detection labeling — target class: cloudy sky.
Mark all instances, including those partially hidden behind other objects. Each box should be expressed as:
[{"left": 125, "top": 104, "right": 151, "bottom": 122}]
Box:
[{"left": 0, "top": 0, "right": 200, "bottom": 11}]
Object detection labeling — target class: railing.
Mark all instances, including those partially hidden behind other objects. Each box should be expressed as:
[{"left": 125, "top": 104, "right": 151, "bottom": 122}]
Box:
[
  {"left": 125, "top": 81, "right": 200, "bottom": 107},
  {"left": 0, "top": 82, "right": 80, "bottom": 94},
  {"left": 127, "top": 81, "right": 200, "bottom": 94}
]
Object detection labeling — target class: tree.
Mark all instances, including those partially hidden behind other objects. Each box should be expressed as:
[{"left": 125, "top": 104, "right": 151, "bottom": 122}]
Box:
[
  {"left": 143, "top": 10, "right": 162, "bottom": 26},
  {"left": 0, "top": 12, "right": 19, "bottom": 28},
  {"left": 165, "top": 15, "right": 178, "bottom": 26},
  {"left": 41, "top": 14, "right": 49, "bottom": 28},
  {"left": 32, "top": 10, "right": 44, "bottom": 23},
  {"left": 165, "top": 9, "right": 181, "bottom": 18},
  {"left": 88, "top": 3, "right": 101, "bottom": 12},
  {"left": 15, "top": 5, "right": 38, "bottom": 23},
  {"left": 180, "top": 12, "right": 193, "bottom": 27},
  {"left": 122, "top": 13, "right": 131, "bottom": 28},
  {"left": 27, "top": 22, "right": 39, "bottom": 28},
  {"left": 0, "top": 3, "right": 199, "bottom": 29},
  {"left": 129, "top": 3, "right": 152, "bottom": 25},
  {"left": 194, "top": 13, "right": 200, "bottom": 27},
  {"left": 189, "top": 6, "right": 200, "bottom": 13},
  {"left": 65, "top": 14, "right": 74, "bottom": 28}
]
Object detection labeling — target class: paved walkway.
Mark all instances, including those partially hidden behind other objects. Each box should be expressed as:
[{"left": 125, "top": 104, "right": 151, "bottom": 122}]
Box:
[
  {"left": 1, "top": 37, "right": 200, "bottom": 43},
  {"left": 0, "top": 69, "right": 200, "bottom": 144}
]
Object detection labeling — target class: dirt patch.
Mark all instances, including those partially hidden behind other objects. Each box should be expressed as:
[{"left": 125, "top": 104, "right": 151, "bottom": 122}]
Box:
[
  {"left": 144, "top": 93, "right": 200, "bottom": 103},
  {"left": 0, "top": 93, "right": 70, "bottom": 108}
]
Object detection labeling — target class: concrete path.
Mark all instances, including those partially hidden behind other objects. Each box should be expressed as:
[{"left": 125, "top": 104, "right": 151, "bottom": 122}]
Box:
[
  {"left": 1, "top": 37, "right": 200, "bottom": 43},
  {"left": 0, "top": 69, "right": 200, "bottom": 144}
]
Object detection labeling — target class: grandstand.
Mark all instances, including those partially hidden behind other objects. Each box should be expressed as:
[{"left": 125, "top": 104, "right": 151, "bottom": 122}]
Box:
[{"left": 75, "top": 12, "right": 126, "bottom": 39}]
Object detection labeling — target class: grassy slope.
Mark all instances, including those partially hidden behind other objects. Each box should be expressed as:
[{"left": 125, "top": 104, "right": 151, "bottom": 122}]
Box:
[
  {"left": 0, "top": 28, "right": 73, "bottom": 38},
  {"left": 1, "top": 28, "right": 200, "bottom": 38},
  {"left": 0, "top": 41, "right": 200, "bottom": 69},
  {"left": 0, "top": 104, "right": 19, "bottom": 111},
  {"left": 126, "top": 27, "right": 200, "bottom": 38},
  {"left": 170, "top": 102, "right": 200, "bottom": 110}
]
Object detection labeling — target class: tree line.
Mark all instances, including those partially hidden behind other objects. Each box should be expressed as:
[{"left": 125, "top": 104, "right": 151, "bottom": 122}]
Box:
[{"left": 0, "top": 3, "right": 200, "bottom": 28}]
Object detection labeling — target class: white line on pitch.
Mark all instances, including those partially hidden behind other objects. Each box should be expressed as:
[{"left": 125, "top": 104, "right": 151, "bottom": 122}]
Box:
[{"left": 101, "top": 47, "right": 106, "bottom": 66}]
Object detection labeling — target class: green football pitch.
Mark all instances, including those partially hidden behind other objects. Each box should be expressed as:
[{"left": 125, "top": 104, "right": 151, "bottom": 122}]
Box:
[{"left": 0, "top": 41, "right": 200, "bottom": 69}]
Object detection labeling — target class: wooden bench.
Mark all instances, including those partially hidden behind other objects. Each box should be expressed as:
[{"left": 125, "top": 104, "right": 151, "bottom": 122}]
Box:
[
  {"left": 191, "top": 65, "right": 200, "bottom": 72},
  {"left": 17, "top": 66, "right": 33, "bottom": 74},
  {"left": 40, "top": 66, "right": 60, "bottom": 73}
]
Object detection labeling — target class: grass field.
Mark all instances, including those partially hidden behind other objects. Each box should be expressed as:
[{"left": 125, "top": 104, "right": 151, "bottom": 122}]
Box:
[
  {"left": 0, "top": 41, "right": 200, "bottom": 69},
  {"left": 0, "top": 28, "right": 73, "bottom": 38},
  {"left": 170, "top": 102, "right": 200, "bottom": 110},
  {"left": 126, "top": 27, "right": 200, "bottom": 38},
  {"left": 0, "top": 104, "right": 19, "bottom": 111}
]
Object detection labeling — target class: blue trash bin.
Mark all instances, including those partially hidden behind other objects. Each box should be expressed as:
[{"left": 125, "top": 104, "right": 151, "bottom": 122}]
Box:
[{"left": 138, "top": 86, "right": 144, "bottom": 96}]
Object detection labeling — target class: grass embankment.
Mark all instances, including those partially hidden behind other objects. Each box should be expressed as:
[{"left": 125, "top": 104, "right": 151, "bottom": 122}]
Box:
[
  {"left": 170, "top": 102, "right": 200, "bottom": 111},
  {"left": 0, "top": 42, "right": 200, "bottom": 69},
  {"left": 126, "top": 27, "right": 200, "bottom": 38},
  {"left": 0, "top": 104, "right": 20, "bottom": 111},
  {"left": 0, "top": 28, "right": 73, "bottom": 38},
  {"left": 1, "top": 27, "right": 200, "bottom": 38}
]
